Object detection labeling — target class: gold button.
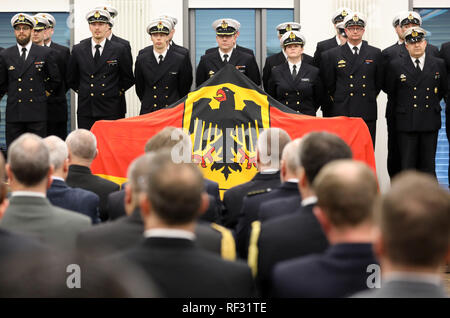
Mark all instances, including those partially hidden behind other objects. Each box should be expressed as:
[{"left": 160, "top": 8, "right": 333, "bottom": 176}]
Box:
[
  {"left": 29, "top": 88, "right": 32, "bottom": 92},
  {"left": 29, "top": 99, "right": 32, "bottom": 102},
  {"left": 414, "top": 104, "right": 417, "bottom": 107},
  {"left": 413, "top": 87, "right": 417, "bottom": 90},
  {"left": 350, "top": 93, "right": 354, "bottom": 96},
  {"left": 285, "top": 93, "right": 288, "bottom": 96},
  {"left": 90, "top": 93, "right": 94, "bottom": 96},
  {"left": 91, "top": 75, "right": 94, "bottom": 78},
  {"left": 296, "top": 110, "right": 299, "bottom": 113},
  {"left": 413, "top": 96, "right": 417, "bottom": 99},
  {"left": 18, "top": 99, "right": 21, "bottom": 103},
  {"left": 102, "top": 84, "right": 105, "bottom": 87},
  {"left": 165, "top": 96, "right": 168, "bottom": 98},
  {"left": 101, "top": 93, "right": 105, "bottom": 96},
  {"left": 426, "top": 96, "right": 429, "bottom": 99},
  {"left": 18, "top": 78, "right": 22, "bottom": 82},
  {"left": 165, "top": 104, "right": 168, "bottom": 107},
  {"left": 362, "top": 75, "right": 366, "bottom": 79},
  {"left": 286, "top": 102, "right": 288, "bottom": 105},
  {"left": 426, "top": 105, "right": 429, "bottom": 108},
  {"left": 362, "top": 93, "right": 366, "bottom": 96},
  {"left": 154, "top": 95, "right": 157, "bottom": 98},
  {"left": 29, "top": 78, "right": 33, "bottom": 81},
  {"left": 90, "top": 84, "right": 94, "bottom": 87},
  {"left": 349, "top": 75, "right": 353, "bottom": 79},
  {"left": 153, "top": 86, "right": 156, "bottom": 89},
  {"left": 297, "top": 92, "right": 299, "bottom": 96},
  {"left": 350, "top": 84, "right": 353, "bottom": 87},
  {"left": 154, "top": 104, "right": 157, "bottom": 107},
  {"left": 296, "top": 101, "right": 300, "bottom": 105},
  {"left": 427, "top": 88, "right": 430, "bottom": 91},
  {"left": 165, "top": 87, "right": 168, "bottom": 89},
  {"left": 362, "top": 84, "right": 366, "bottom": 88},
  {"left": 18, "top": 88, "right": 22, "bottom": 92},
  {"left": 38, "top": 69, "right": 41, "bottom": 72}
]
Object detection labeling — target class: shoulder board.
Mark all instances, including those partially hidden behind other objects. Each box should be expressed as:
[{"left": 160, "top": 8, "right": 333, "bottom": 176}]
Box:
[{"left": 246, "top": 188, "right": 272, "bottom": 197}]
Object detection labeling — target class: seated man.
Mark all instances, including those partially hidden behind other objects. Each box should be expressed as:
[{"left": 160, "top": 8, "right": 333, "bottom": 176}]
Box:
[
  {"left": 44, "top": 136, "right": 100, "bottom": 224},
  {"left": 0, "top": 133, "right": 91, "bottom": 250},
  {"left": 65, "top": 129, "right": 120, "bottom": 222},
  {"left": 115, "top": 150, "right": 255, "bottom": 297},
  {"left": 272, "top": 160, "right": 379, "bottom": 297},
  {"left": 354, "top": 171, "right": 450, "bottom": 298}
]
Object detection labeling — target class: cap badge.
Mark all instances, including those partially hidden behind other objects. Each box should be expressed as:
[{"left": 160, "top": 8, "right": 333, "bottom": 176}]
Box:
[
  {"left": 286, "top": 24, "right": 292, "bottom": 31},
  {"left": 289, "top": 32, "right": 295, "bottom": 39},
  {"left": 157, "top": 22, "right": 164, "bottom": 30},
  {"left": 94, "top": 11, "right": 100, "bottom": 19},
  {"left": 18, "top": 15, "right": 25, "bottom": 21},
  {"left": 342, "top": 10, "right": 348, "bottom": 17},
  {"left": 411, "top": 30, "right": 418, "bottom": 37},
  {"left": 221, "top": 20, "right": 228, "bottom": 29},
  {"left": 408, "top": 13, "right": 413, "bottom": 20},
  {"left": 353, "top": 15, "right": 359, "bottom": 22}
]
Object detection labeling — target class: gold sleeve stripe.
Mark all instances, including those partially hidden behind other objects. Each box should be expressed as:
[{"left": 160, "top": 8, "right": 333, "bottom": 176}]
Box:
[
  {"left": 210, "top": 223, "right": 236, "bottom": 261},
  {"left": 248, "top": 220, "right": 261, "bottom": 278}
]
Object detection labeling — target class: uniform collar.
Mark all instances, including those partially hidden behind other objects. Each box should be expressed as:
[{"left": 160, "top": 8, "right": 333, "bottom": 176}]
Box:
[
  {"left": 153, "top": 49, "right": 168, "bottom": 63},
  {"left": 144, "top": 228, "right": 196, "bottom": 241},
  {"left": 11, "top": 191, "right": 45, "bottom": 198},
  {"left": 17, "top": 40, "right": 32, "bottom": 55},
  {"left": 219, "top": 48, "right": 233, "bottom": 62},
  {"left": 410, "top": 53, "right": 425, "bottom": 70},
  {"left": 301, "top": 196, "right": 317, "bottom": 207}
]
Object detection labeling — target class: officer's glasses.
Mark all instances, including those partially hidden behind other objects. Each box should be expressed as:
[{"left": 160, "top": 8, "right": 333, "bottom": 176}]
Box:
[{"left": 14, "top": 26, "right": 31, "bottom": 31}]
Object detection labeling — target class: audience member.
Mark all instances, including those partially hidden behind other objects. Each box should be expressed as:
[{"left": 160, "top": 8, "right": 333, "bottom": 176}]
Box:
[
  {"left": 44, "top": 135, "right": 100, "bottom": 224},
  {"left": 0, "top": 133, "right": 90, "bottom": 250},
  {"left": 272, "top": 160, "right": 379, "bottom": 297}
]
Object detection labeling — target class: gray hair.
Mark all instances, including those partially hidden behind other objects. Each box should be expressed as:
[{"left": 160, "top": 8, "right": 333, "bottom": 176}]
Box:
[
  {"left": 44, "top": 135, "right": 68, "bottom": 170},
  {"left": 281, "top": 138, "right": 302, "bottom": 174},
  {"left": 256, "top": 128, "right": 291, "bottom": 168},
  {"left": 66, "top": 129, "right": 97, "bottom": 160},
  {"left": 127, "top": 153, "right": 154, "bottom": 195},
  {"left": 7, "top": 133, "right": 50, "bottom": 186}
]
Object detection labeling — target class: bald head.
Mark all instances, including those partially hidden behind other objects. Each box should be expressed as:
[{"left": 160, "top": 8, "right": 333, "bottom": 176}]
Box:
[
  {"left": 281, "top": 138, "right": 302, "bottom": 176},
  {"left": 313, "top": 160, "right": 378, "bottom": 227},
  {"left": 66, "top": 129, "right": 97, "bottom": 162}
]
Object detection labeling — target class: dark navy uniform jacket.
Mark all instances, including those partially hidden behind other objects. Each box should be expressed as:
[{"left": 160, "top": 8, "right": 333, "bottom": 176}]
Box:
[{"left": 0, "top": 43, "right": 60, "bottom": 122}]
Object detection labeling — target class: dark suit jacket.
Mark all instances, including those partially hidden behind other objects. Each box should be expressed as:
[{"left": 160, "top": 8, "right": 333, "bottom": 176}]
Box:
[
  {"left": 47, "top": 42, "right": 70, "bottom": 123},
  {"left": 111, "top": 34, "right": 133, "bottom": 116},
  {"left": 321, "top": 42, "right": 383, "bottom": 120},
  {"left": 67, "top": 38, "right": 134, "bottom": 118},
  {"left": 106, "top": 179, "right": 223, "bottom": 222},
  {"left": 250, "top": 203, "right": 329, "bottom": 296},
  {"left": 0, "top": 195, "right": 91, "bottom": 250},
  {"left": 354, "top": 279, "right": 448, "bottom": 298},
  {"left": 196, "top": 49, "right": 261, "bottom": 87},
  {"left": 47, "top": 178, "right": 100, "bottom": 224},
  {"left": 0, "top": 228, "right": 46, "bottom": 258},
  {"left": 258, "top": 196, "right": 301, "bottom": 222},
  {"left": 119, "top": 237, "right": 255, "bottom": 297},
  {"left": 77, "top": 209, "right": 237, "bottom": 261},
  {"left": 0, "top": 43, "right": 60, "bottom": 122},
  {"left": 135, "top": 46, "right": 192, "bottom": 114},
  {"left": 205, "top": 45, "right": 254, "bottom": 56},
  {"left": 272, "top": 243, "right": 378, "bottom": 297},
  {"left": 384, "top": 53, "right": 447, "bottom": 132},
  {"left": 313, "top": 36, "right": 339, "bottom": 68},
  {"left": 223, "top": 171, "right": 281, "bottom": 229},
  {"left": 66, "top": 164, "right": 120, "bottom": 222},
  {"left": 262, "top": 51, "right": 314, "bottom": 91},
  {"left": 235, "top": 181, "right": 300, "bottom": 259},
  {"left": 267, "top": 61, "right": 324, "bottom": 115}
]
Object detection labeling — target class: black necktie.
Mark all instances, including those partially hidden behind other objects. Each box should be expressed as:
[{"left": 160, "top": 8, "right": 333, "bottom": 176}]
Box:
[
  {"left": 20, "top": 47, "right": 27, "bottom": 63},
  {"left": 292, "top": 65, "right": 297, "bottom": 80},
  {"left": 353, "top": 46, "right": 359, "bottom": 55},
  {"left": 159, "top": 55, "right": 163, "bottom": 64},
  {"left": 415, "top": 59, "right": 421, "bottom": 72},
  {"left": 223, "top": 54, "right": 229, "bottom": 63},
  {"left": 94, "top": 44, "right": 101, "bottom": 64}
]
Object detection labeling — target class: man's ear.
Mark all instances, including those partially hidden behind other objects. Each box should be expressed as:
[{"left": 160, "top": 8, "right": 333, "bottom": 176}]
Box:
[
  {"left": 197, "top": 193, "right": 210, "bottom": 217},
  {"left": 373, "top": 228, "right": 384, "bottom": 261},
  {"left": 313, "top": 206, "right": 331, "bottom": 235},
  {"left": 46, "top": 165, "right": 54, "bottom": 189},
  {"left": 5, "top": 164, "right": 13, "bottom": 184},
  {"left": 139, "top": 193, "right": 151, "bottom": 221}
]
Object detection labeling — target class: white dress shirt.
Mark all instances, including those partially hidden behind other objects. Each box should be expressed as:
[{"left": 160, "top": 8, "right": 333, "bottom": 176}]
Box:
[
  {"left": 144, "top": 228, "right": 196, "bottom": 241},
  {"left": 153, "top": 49, "right": 168, "bottom": 63},
  {"left": 219, "top": 48, "right": 233, "bottom": 62},
  {"left": 11, "top": 191, "right": 45, "bottom": 198},
  {"left": 91, "top": 38, "right": 106, "bottom": 58},
  {"left": 347, "top": 41, "right": 363, "bottom": 54},
  {"left": 288, "top": 61, "right": 302, "bottom": 75},
  {"left": 17, "top": 40, "right": 32, "bottom": 60},
  {"left": 411, "top": 53, "right": 425, "bottom": 71}
]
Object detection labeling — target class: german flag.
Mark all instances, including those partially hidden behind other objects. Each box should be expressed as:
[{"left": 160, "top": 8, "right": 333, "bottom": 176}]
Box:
[{"left": 91, "top": 64, "right": 375, "bottom": 193}]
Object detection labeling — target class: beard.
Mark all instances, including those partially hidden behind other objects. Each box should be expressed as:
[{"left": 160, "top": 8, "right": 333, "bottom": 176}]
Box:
[{"left": 16, "top": 34, "right": 31, "bottom": 46}]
